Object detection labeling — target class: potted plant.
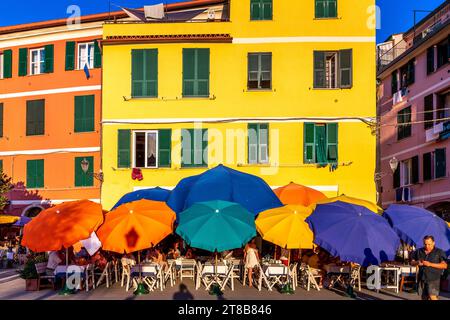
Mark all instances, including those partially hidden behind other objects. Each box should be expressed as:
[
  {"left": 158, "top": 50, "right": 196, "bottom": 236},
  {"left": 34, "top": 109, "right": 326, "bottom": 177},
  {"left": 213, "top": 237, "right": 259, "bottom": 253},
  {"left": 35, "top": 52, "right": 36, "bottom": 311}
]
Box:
[{"left": 17, "top": 255, "right": 47, "bottom": 291}]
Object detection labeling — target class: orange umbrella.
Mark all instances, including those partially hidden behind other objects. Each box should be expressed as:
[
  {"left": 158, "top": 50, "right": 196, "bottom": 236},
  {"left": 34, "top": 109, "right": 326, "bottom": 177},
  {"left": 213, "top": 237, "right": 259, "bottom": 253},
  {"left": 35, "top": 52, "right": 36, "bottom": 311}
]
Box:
[
  {"left": 274, "top": 182, "right": 327, "bottom": 206},
  {"left": 21, "top": 199, "right": 104, "bottom": 252},
  {"left": 97, "top": 199, "right": 176, "bottom": 254}
]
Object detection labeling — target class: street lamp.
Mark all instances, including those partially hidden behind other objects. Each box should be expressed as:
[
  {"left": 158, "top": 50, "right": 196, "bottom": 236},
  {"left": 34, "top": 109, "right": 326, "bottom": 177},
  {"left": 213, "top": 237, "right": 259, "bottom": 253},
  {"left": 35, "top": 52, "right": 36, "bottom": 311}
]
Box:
[{"left": 80, "top": 158, "right": 104, "bottom": 182}]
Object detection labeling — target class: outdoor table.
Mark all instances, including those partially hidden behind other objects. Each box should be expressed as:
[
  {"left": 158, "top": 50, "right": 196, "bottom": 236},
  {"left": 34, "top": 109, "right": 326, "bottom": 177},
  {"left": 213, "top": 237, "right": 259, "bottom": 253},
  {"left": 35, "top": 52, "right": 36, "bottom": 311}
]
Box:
[
  {"left": 54, "top": 265, "right": 87, "bottom": 290},
  {"left": 131, "top": 264, "right": 162, "bottom": 291},
  {"left": 368, "top": 266, "right": 401, "bottom": 293},
  {"left": 262, "top": 264, "right": 289, "bottom": 277},
  {"left": 202, "top": 262, "right": 227, "bottom": 275},
  {"left": 324, "top": 264, "right": 351, "bottom": 274},
  {"left": 386, "top": 265, "right": 417, "bottom": 292},
  {"left": 324, "top": 264, "right": 351, "bottom": 289},
  {"left": 199, "top": 262, "right": 230, "bottom": 290}
]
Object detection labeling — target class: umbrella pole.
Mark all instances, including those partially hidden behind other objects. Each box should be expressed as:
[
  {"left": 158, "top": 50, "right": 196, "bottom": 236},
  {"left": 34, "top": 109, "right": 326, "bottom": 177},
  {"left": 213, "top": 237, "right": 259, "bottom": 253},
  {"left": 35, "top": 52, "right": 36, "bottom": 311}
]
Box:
[
  {"left": 59, "top": 247, "right": 72, "bottom": 296},
  {"left": 134, "top": 250, "right": 149, "bottom": 295}
]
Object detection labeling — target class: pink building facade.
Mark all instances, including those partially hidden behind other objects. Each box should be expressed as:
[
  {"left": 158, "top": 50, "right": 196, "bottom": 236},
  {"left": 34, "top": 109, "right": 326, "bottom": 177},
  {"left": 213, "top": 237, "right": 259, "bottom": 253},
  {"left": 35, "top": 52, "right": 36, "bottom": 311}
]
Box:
[{"left": 377, "top": 2, "right": 450, "bottom": 221}]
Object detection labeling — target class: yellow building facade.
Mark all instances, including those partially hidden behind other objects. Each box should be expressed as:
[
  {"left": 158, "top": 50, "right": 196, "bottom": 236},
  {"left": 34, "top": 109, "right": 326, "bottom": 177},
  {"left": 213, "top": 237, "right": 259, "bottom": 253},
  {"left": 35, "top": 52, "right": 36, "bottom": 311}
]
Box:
[{"left": 101, "top": 0, "right": 377, "bottom": 210}]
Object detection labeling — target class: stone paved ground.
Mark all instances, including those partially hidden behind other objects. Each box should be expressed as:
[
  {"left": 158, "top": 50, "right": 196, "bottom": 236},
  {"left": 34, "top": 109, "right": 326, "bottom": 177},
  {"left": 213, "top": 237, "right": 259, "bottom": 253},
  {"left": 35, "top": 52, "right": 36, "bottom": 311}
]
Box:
[{"left": 1, "top": 277, "right": 449, "bottom": 300}]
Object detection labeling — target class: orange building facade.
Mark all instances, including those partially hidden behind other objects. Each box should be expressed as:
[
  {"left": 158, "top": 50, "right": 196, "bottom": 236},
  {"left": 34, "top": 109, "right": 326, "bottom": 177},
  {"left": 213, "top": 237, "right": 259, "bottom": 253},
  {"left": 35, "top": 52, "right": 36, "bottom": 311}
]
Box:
[{"left": 0, "top": 13, "right": 122, "bottom": 217}]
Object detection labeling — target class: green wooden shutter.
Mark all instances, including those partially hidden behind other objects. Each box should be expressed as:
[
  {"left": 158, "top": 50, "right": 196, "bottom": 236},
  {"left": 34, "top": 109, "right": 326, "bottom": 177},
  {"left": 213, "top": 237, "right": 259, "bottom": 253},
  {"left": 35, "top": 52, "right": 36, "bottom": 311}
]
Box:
[
  {"left": 132, "top": 50, "right": 144, "bottom": 97},
  {"left": 74, "top": 95, "right": 95, "bottom": 133},
  {"left": 304, "top": 123, "right": 315, "bottom": 163},
  {"left": 327, "top": 0, "right": 337, "bottom": 18},
  {"left": 197, "top": 49, "right": 210, "bottom": 97},
  {"left": 316, "top": 0, "right": 337, "bottom": 18},
  {"left": 262, "top": 0, "right": 273, "bottom": 20},
  {"left": 181, "top": 129, "right": 193, "bottom": 167},
  {"left": 3, "top": 49, "right": 12, "bottom": 78},
  {"left": 0, "top": 103, "right": 3, "bottom": 138},
  {"left": 44, "top": 44, "right": 54, "bottom": 73},
  {"left": 118, "top": 130, "right": 131, "bottom": 168},
  {"left": 0, "top": 160, "right": 3, "bottom": 172},
  {"left": 94, "top": 40, "right": 102, "bottom": 68},
  {"left": 27, "top": 159, "right": 44, "bottom": 188},
  {"left": 423, "top": 152, "right": 432, "bottom": 181},
  {"left": 74, "top": 96, "right": 83, "bottom": 132},
  {"left": 393, "top": 166, "right": 400, "bottom": 188},
  {"left": 326, "top": 123, "right": 338, "bottom": 162},
  {"left": 339, "top": 49, "right": 352, "bottom": 88},
  {"left": 26, "top": 100, "right": 45, "bottom": 136},
  {"left": 391, "top": 71, "right": 398, "bottom": 95},
  {"left": 183, "top": 49, "right": 195, "bottom": 97},
  {"left": 65, "top": 41, "right": 75, "bottom": 71},
  {"left": 412, "top": 155, "right": 419, "bottom": 184},
  {"left": 145, "top": 49, "right": 158, "bottom": 97},
  {"left": 258, "top": 124, "right": 269, "bottom": 163},
  {"left": 315, "top": 124, "right": 327, "bottom": 164},
  {"left": 75, "top": 156, "right": 93, "bottom": 187},
  {"left": 250, "top": 0, "right": 261, "bottom": 20},
  {"left": 313, "top": 51, "right": 326, "bottom": 88},
  {"left": 427, "top": 47, "right": 435, "bottom": 75},
  {"left": 424, "top": 94, "right": 434, "bottom": 129},
  {"left": 248, "top": 124, "right": 258, "bottom": 164},
  {"left": 201, "top": 129, "right": 208, "bottom": 166},
  {"left": 18, "top": 48, "right": 28, "bottom": 76},
  {"left": 158, "top": 129, "right": 171, "bottom": 167},
  {"left": 435, "top": 148, "right": 446, "bottom": 179},
  {"left": 193, "top": 129, "right": 203, "bottom": 166}
]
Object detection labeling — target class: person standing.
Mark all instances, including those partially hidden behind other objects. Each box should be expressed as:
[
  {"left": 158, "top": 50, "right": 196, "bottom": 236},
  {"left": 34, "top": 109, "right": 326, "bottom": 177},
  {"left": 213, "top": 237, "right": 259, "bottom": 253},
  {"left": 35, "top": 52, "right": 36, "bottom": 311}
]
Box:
[
  {"left": 411, "top": 235, "right": 448, "bottom": 300},
  {"left": 244, "top": 239, "right": 259, "bottom": 288}
]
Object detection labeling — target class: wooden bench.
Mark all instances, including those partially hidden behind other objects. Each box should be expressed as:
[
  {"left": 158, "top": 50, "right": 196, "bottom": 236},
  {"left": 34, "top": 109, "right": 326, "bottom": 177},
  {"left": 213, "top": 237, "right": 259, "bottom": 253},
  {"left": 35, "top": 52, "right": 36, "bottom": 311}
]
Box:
[{"left": 35, "top": 262, "right": 56, "bottom": 290}]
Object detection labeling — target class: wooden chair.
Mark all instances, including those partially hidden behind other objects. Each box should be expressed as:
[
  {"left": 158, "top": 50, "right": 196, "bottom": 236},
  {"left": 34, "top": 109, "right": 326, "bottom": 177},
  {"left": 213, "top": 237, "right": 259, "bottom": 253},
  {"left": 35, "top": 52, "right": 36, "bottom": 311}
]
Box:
[
  {"left": 120, "top": 262, "right": 131, "bottom": 288},
  {"left": 180, "top": 259, "right": 196, "bottom": 282},
  {"left": 255, "top": 264, "right": 271, "bottom": 291},
  {"left": 289, "top": 263, "right": 298, "bottom": 291},
  {"left": 95, "top": 262, "right": 113, "bottom": 288},
  {"left": 349, "top": 264, "right": 361, "bottom": 292},
  {"left": 305, "top": 265, "right": 322, "bottom": 291},
  {"left": 163, "top": 260, "right": 175, "bottom": 288},
  {"left": 34, "top": 262, "right": 56, "bottom": 290},
  {"left": 84, "top": 264, "right": 96, "bottom": 292},
  {"left": 195, "top": 261, "right": 204, "bottom": 290},
  {"left": 219, "top": 263, "right": 236, "bottom": 291}
]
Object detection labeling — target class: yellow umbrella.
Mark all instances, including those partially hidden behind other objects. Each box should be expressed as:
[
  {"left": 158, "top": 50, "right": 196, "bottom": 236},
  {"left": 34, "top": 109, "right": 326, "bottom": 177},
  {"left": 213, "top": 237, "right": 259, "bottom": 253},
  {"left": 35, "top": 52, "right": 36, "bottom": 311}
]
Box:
[
  {"left": 312, "top": 195, "right": 382, "bottom": 214},
  {"left": 0, "top": 215, "right": 20, "bottom": 225},
  {"left": 256, "top": 205, "right": 314, "bottom": 250}
]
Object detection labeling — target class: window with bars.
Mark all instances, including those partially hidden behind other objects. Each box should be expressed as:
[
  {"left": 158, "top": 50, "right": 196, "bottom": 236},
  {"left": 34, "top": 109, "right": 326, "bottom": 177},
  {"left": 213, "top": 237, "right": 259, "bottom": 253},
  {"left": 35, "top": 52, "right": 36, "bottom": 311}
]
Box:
[
  {"left": 397, "top": 106, "right": 412, "bottom": 140},
  {"left": 248, "top": 53, "right": 272, "bottom": 90},
  {"left": 181, "top": 129, "right": 208, "bottom": 167},
  {"left": 248, "top": 123, "right": 269, "bottom": 164},
  {"left": 304, "top": 123, "right": 338, "bottom": 164}
]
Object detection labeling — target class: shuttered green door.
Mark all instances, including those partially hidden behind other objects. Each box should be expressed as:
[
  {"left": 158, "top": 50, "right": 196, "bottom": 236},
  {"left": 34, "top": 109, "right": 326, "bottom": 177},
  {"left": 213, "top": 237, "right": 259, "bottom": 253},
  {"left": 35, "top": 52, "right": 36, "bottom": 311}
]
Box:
[
  {"left": 435, "top": 148, "right": 446, "bottom": 179},
  {"left": 304, "top": 123, "right": 315, "bottom": 163},
  {"left": 18, "top": 48, "right": 28, "bottom": 76},
  {"left": 158, "top": 129, "right": 172, "bottom": 167},
  {"left": 65, "top": 41, "right": 76, "bottom": 71},
  {"left": 248, "top": 124, "right": 269, "bottom": 164},
  {"left": 118, "top": 130, "right": 131, "bottom": 168},
  {"left": 132, "top": 49, "right": 158, "bottom": 97},
  {"left": 75, "top": 156, "right": 94, "bottom": 187},
  {"left": 181, "top": 129, "right": 207, "bottom": 167},
  {"left": 183, "top": 49, "right": 209, "bottom": 97},
  {"left": 315, "top": 125, "right": 327, "bottom": 164},
  {"left": 339, "top": 49, "right": 352, "bottom": 88},
  {"left": 27, "top": 159, "right": 44, "bottom": 188},
  {"left": 26, "top": 100, "right": 45, "bottom": 136},
  {"left": 326, "top": 123, "right": 338, "bottom": 162},
  {"left": 74, "top": 95, "right": 95, "bottom": 133},
  {"left": 248, "top": 124, "right": 258, "bottom": 164},
  {"left": 44, "top": 45, "right": 54, "bottom": 73},
  {"left": 315, "top": 0, "right": 337, "bottom": 18},
  {"left": 3, "top": 50, "right": 12, "bottom": 78}
]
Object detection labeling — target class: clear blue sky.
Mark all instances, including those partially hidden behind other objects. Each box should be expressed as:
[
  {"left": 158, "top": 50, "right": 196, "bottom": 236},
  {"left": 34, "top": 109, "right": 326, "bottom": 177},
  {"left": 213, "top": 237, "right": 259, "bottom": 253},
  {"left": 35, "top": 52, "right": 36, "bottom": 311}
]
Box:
[
  {"left": 0, "top": 0, "right": 447, "bottom": 43},
  {"left": 376, "top": 0, "right": 446, "bottom": 43}
]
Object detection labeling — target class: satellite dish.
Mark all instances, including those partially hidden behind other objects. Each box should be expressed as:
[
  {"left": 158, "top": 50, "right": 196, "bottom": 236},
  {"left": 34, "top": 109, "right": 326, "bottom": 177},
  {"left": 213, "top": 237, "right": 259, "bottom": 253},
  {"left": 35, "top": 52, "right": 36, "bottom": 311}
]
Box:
[{"left": 207, "top": 9, "right": 215, "bottom": 20}]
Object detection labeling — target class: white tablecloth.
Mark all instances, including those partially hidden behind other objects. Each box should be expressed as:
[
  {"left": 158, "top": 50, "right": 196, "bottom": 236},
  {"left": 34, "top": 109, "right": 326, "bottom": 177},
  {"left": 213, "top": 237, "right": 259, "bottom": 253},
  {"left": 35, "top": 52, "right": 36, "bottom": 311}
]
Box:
[
  {"left": 263, "top": 264, "right": 288, "bottom": 277},
  {"left": 54, "top": 265, "right": 87, "bottom": 275},
  {"left": 202, "top": 263, "right": 227, "bottom": 275}
]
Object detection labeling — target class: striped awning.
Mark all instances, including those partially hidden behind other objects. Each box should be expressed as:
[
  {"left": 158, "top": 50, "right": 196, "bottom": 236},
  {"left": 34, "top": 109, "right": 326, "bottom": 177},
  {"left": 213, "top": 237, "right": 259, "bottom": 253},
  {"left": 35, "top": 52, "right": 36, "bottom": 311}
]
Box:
[{"left": 0, "top": 215, "right": 20, "bottom": 225}]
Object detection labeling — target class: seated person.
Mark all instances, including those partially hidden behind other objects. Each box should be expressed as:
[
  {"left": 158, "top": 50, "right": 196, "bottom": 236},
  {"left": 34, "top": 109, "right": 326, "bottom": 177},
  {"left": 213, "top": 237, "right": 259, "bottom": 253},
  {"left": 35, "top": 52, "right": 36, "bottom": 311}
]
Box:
[
  {"left": 167, "top": 242, "right": 181, "bottom": 259},
  {"left": 46, "top": 250, "right": 64, "bottom": 276},
  {"left": 91, "top": 251, "right": 108, "bottom": 270},
  {"left": 151, "top": 247, "right": 168, "bottom": 271},
  {"left": 185, "top": 248, "right": 197, "bottom": 260},
  {"left": 121, "top": 253, "right": 136, "bottom": 267}
]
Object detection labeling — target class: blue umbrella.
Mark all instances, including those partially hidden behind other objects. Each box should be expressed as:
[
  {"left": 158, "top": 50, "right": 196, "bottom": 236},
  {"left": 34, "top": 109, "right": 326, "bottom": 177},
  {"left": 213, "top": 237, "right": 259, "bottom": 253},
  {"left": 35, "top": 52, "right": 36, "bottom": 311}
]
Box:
[
  {"left": 13, "top": 216, "right": 32, "bottom": 227},
  {"left": 167, "top": 164, "right": 283, "bottom": 216},
  {"left": 384, "top": 204, "right": 450, "bottom": 255},
  {"left": 111, "top": 187, "right": 171, "bottom": 210},
  {"left": 306, "top": 201, "right": 401, "bottom": 266},
  {"left": 176, "top": 200, "right": 256, "bottom": 253}
]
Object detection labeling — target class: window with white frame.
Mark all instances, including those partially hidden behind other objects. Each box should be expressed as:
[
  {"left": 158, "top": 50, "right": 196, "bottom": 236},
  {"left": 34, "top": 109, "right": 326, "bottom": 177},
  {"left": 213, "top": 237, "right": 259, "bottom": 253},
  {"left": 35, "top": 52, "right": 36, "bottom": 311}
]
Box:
[
  {"left": 78, "top": 42, "right": 95, "bottom": 70},
  {"left": 0, "top": 53, "right": 3, "bottom": 79},
  {"left": 30, "top": 48, "right": 45, "bottom": 75},
  {"left": 133, "top": 131, "right": 158, "bottom": 168},
  {"left": 400, "top": 159, "right": 412, "bottom": 186}
]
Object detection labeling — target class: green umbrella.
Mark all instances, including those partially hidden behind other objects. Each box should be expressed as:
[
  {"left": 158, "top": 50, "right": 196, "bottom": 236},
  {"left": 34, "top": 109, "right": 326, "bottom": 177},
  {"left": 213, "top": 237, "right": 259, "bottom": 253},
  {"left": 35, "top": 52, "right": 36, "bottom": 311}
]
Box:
[{"left": 176, "top": 200, "right": 256, "bottom": 253}]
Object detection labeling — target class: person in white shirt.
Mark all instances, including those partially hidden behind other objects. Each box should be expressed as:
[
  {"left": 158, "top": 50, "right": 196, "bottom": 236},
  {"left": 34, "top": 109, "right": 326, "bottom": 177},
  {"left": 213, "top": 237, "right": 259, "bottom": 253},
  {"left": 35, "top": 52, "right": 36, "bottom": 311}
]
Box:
[{"left": 46, "top": 251, "right": 63, "bottom": 276}]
